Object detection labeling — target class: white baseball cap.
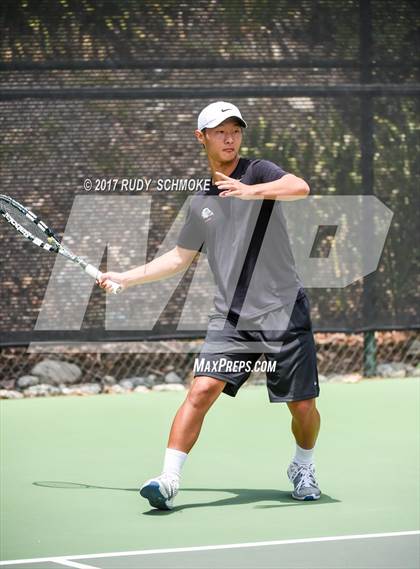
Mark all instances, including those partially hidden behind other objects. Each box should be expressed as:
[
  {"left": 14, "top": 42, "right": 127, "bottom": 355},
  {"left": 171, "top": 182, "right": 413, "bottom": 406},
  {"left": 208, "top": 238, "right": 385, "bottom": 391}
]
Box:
[{"left": 197, "top": 101, "right": 247, "bottom": 131}]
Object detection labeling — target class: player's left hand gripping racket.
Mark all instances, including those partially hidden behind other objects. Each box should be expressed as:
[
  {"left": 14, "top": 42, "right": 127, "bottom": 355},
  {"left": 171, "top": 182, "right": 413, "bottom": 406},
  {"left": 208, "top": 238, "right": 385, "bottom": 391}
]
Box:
[{"left": 0, "top": 195, "right": 122, "bottom": 294}]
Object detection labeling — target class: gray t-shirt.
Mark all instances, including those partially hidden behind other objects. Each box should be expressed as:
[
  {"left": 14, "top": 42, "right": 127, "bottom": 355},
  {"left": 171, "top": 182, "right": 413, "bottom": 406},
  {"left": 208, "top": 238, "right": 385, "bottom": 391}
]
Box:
[{"left": 177, "top": 157, "right": 303, "bottom": 320}]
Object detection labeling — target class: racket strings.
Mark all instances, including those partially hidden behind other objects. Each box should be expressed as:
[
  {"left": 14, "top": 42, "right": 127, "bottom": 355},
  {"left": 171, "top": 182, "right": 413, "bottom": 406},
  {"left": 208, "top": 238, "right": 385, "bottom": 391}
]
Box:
[{"left": 0, "top": 200, "right": 55, "bottom": 245}]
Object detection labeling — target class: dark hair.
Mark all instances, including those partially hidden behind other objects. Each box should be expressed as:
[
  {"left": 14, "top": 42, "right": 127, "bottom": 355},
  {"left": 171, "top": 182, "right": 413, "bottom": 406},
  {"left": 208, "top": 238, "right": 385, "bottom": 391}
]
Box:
[{"left": 201, "top": 127, "right": 206, "bottom": 148}]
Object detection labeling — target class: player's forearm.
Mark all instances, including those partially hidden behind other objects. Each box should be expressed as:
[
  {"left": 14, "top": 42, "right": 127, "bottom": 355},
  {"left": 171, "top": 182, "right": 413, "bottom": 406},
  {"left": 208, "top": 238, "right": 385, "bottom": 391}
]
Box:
[
  {"left": 251, "top": 174, "right": 310, "bottom": 201},
  {"left": 123, "top": 250, "right": 187, "bottom": 287}
]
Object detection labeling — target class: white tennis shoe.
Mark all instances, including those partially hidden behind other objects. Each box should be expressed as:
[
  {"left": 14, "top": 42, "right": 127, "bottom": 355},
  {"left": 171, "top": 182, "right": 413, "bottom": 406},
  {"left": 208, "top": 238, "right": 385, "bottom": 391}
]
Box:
[
  {"left": 287, "top": 462, "right": 321, "bottom": 501},
  {"left": 139, "top": 474, "right": 179, "bottom": 510}
]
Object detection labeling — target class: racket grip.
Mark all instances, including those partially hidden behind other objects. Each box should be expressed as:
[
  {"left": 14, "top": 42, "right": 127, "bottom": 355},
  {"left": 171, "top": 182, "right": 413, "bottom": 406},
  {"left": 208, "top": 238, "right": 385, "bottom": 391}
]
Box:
[{"left": 84, "top": 264, "right": 122, "bottom": 294}]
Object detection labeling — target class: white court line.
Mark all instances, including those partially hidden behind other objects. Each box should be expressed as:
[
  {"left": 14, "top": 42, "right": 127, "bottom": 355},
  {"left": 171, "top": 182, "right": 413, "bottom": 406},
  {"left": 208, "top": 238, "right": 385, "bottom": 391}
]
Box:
[
  {"left": 0, "top": 530, "right": 419, "bottom": 566},
  {"left": 53, "top": 561, "right": 97, "bottom": 569}
]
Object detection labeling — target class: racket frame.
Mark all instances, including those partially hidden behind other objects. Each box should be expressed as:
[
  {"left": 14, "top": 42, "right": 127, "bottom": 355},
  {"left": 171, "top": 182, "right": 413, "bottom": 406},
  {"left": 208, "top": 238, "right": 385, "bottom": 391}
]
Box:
[{"left": 0, "top": 194, "right": 121, "bottom": 294}]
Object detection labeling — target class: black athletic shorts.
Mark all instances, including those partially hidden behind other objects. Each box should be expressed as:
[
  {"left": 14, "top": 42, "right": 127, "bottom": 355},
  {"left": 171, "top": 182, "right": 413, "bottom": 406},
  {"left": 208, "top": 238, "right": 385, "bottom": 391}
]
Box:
[{"left": 193, "top": 291, "right": 320, "bottom": 402}]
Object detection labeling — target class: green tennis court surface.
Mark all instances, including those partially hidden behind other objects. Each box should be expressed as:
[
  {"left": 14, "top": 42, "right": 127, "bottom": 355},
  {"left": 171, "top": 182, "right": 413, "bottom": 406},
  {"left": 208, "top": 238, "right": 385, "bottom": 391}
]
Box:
[{"left": 1, "top": 379, "right": 419, "bottom": 568}]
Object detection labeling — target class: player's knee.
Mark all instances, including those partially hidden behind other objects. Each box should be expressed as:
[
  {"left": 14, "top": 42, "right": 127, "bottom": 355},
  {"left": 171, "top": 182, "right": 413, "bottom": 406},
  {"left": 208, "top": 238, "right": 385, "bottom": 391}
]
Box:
[
  {"left": 187, "top": 378, "right": 223, "bottom": 410},
  {"left": 288, "top": 398, "right": 316, "bottom": 419}
]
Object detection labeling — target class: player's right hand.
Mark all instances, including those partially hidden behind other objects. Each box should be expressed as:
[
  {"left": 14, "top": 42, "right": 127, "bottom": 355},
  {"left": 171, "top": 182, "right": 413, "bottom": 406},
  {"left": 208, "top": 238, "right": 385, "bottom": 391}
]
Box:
[{"left": 97, "top": 272, "right": 127, "bottom": 293}]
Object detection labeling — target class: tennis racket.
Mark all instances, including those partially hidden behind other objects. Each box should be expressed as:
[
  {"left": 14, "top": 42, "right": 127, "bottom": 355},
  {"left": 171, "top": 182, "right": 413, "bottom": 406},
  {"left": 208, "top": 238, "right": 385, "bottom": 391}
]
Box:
[{"left": 0, "top": 194, "right": 122, "bottom": 294}]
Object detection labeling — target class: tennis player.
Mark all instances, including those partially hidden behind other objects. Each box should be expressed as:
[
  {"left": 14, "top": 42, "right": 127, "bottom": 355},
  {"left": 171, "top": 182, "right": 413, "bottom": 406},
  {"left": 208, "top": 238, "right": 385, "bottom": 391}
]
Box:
[{"left": 99, "top": 101, "right": 321, "bottom": 510}]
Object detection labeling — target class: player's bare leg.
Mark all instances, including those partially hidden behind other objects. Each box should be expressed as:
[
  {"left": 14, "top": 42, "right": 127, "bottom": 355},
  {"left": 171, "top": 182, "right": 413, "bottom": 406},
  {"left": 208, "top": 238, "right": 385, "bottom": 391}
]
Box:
[
  {"left": 287, "top": 398, "right": 320, "bottom": 449},
  {"left": 140, "top": 376, "right": 225, "bottom": 509},
  {"left": 168, "top": 376, "right": 227, "bottom": 452},
  {"left": 287, "top": 398, "right": 322, "bottom": 500}
]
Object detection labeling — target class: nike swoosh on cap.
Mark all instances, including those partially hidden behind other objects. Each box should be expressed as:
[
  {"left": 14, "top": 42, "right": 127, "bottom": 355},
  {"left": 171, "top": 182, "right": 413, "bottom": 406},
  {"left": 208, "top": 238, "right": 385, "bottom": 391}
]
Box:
[{"left": 221, "top": 108, "right": 232, "bottom": 112}]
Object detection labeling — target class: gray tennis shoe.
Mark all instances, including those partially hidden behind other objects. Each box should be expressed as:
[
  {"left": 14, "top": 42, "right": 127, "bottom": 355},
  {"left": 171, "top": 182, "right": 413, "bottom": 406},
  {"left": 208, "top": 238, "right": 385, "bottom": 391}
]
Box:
[
  {"left": 140, "top": 474, "right": 179, "bottom": 510},
  {"left": 287, "top": 462, "right": 321, "bottom": 501}
]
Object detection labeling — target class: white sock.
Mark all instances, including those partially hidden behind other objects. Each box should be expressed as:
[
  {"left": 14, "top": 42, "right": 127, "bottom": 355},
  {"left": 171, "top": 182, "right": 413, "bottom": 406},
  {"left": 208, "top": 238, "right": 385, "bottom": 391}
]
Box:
[
  {"left": 293, "top": 444, "right": 315, "bottom": 466},
  {"left": 162, "top": 448, "right": 188, "bottom": 480}
]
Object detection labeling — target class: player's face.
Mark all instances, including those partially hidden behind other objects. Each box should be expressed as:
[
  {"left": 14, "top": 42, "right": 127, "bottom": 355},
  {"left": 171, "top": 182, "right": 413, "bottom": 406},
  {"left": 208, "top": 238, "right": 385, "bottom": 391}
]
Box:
[{"left": 198, "top": 118, "right": 243, "bottom": 163}]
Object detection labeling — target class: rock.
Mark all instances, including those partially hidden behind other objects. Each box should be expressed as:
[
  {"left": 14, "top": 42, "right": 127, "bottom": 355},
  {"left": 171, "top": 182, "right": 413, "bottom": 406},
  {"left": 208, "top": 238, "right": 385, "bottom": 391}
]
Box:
[
  {"left": 403, "top": 364, "right": 420, "bottom": 377},
  {"left": 0, "top": 389, "right": 24, "bottom": 399},
  {"left": 32, "top": 359, "right": 82, "bottom": 385},
  {"left": 164, "top": 371, "right": 183, "bottom": 384},
  {"left": 147, "top": 373, "right": 158, "bottom": 384},
  {"left": 153, "top": 383, "right": 185, "bottom": 392},
  {"left": 119, "top": 379, "right": 134, "bottom": 390},
  {"left": 0, "top": 379, "right": 14, "bottom": 390},
  {"left": 412, "top": 365, "right": 420, "bottom": 377},
  {"left": 324, "top": 374, "right": 361, "bottom": 383},
  {"left": 342, "top": 373, "right": 362, "bottom": 383},
  {"left": 61, "top": 383, "right": 101, "bottom": 396},
  {"left": 80, "top": 383, "right": 101, "bottom": 395},
  {"left": 326, "top": 374, "right": 347, "bottom": 383},
  {"left": 17, "top": 375, "right": 39, "bottom": 389},
  {"left": 377, "top": 363, "right": 407, "bottom": 378},
  {"left": 390, "top": 369, "right": 406, "bottom": 378},
  {"left": 106, "top": 384, "right": 127, "bottom": 394},
  {"left": 24, "top": 384, "right": 61, "bottom": 397},
  {"left": 134, "top": 385, "right": 150, "bottom": 393},
  {"left": 126, "top": 376, "right": 152, "bottom": 388},
  {"left": 102, "top": 375, "right": 116, "bottom": 386}
]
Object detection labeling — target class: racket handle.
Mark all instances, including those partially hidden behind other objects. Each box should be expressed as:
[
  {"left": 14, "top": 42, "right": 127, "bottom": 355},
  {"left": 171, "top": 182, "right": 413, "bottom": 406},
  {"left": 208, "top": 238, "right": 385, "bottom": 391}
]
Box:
[{"left": 84, "top": 264, "right": 122, "bottom": 294}]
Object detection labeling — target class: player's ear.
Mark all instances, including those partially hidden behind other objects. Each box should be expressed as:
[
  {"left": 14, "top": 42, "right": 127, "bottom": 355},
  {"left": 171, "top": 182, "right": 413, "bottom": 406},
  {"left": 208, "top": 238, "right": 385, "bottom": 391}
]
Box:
[{"left": 195, "top": 128, "right": 206, "bottom": 149}]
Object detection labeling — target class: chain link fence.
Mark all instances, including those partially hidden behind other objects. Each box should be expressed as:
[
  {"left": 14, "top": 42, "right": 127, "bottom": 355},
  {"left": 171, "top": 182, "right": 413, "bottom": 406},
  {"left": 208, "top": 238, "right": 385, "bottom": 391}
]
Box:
[
  {"left": 1, "top": 331, "right": 419, "bottom": 396},
  {"left": 1, "top": 1, "right": 419, "bottom": 397}
]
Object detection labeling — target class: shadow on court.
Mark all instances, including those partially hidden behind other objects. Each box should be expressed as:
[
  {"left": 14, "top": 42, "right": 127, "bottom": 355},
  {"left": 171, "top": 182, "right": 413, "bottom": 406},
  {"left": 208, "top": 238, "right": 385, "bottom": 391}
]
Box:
[
  {"left": 33, "top": 481, "right": 138, "bottom": 491},
  {"left": 146, "top": 488, "right": 340, "bottom": 514},
  {"left": 32, "top": 481, "right": 340, "bottom": 514}
]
